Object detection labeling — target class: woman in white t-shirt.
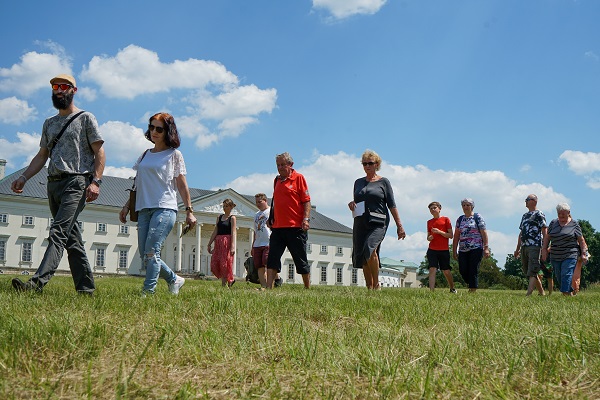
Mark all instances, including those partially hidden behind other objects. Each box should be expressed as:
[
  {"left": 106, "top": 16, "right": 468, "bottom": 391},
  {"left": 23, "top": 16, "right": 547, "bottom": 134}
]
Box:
[{"left": 119, "top": 113, "right": 196, "bottom": 295}]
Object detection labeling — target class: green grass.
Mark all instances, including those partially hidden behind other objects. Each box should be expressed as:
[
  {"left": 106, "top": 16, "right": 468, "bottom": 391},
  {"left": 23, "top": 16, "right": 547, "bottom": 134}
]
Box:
[{"left": 1, "top": 275, "right": 599, "bottom": 399}]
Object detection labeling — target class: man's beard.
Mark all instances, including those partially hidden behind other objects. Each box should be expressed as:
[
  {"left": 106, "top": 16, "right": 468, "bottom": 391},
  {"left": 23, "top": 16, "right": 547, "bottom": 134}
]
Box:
[{"left": 52, "top": 92, "right": 74, "bottom": 110}]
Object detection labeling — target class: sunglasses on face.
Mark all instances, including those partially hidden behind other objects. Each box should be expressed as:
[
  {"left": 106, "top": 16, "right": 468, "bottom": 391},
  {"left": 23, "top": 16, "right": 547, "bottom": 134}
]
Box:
[
  {"left": 525, "top": 198, "right": 535, "bottom": 202},
  {"left": 148, "top": 124, "right": 165, "bottom": 134},
  {"left": 362, "top": 161, "right": 376, "bottom": 166},
  {"left": 51, "top": 83, "right": 73, "bottom": 91}
]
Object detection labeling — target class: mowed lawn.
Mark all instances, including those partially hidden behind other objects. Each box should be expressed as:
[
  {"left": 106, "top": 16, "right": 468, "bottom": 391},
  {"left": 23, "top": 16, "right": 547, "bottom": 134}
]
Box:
[{"left": 0, "top": 275, "right": 599, "bottom": 399}]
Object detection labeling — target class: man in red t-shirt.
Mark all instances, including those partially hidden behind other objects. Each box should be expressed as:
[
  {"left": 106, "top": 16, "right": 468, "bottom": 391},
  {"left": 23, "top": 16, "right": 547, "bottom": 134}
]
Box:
[
  {"left": 266, "top": 152, "right": 312, "bottom": 289},
  {"left": 426, "top": 201, "right": 456, "bottom": 292}
]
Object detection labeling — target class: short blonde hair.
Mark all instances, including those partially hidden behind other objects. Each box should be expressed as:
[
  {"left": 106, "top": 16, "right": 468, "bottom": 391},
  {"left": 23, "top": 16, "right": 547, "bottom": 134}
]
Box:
[{"left": 361, "top": 149, "right": 382, "bottom": 171}]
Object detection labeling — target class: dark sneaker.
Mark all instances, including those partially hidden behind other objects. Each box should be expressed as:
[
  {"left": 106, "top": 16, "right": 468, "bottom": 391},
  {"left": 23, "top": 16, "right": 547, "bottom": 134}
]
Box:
[
  {"left": 12, "top": 278, "right": 39, "bottom": 292},
  {"left": 450, "top": 288, "right": 457, "bottom": 294},
  {"left": 274, "top": 277, "right": 283, "bottom": 288}
]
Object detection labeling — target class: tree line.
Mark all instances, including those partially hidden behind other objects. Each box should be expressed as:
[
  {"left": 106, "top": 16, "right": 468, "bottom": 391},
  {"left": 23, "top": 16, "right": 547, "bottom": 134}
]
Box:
[{"left": 418, "top": 219, "right": 600, "bottom": 290}]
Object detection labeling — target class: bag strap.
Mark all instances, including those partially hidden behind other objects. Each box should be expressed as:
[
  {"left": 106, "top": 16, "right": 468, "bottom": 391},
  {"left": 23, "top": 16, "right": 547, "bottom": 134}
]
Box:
[
  {"left": 267, "top": 176, "right": 277, "bottom": 226},
  {"left": 48, "top": 111, "right": 86, "bottom": 157},
  {"left": 131, "top": 149, "right": 150, "bottom": 190}
]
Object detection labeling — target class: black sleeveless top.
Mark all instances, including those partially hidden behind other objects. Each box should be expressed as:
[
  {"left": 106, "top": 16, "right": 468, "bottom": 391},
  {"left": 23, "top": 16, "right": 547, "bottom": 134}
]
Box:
[{"left": 216, "top": 214, "right": 232, "bottom": 235}]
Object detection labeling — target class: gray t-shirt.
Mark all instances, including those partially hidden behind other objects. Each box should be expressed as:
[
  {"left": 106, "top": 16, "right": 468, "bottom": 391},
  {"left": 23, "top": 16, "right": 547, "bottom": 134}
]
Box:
[{"left": 40, "top": 111, "right": 103, "bottom": 176}]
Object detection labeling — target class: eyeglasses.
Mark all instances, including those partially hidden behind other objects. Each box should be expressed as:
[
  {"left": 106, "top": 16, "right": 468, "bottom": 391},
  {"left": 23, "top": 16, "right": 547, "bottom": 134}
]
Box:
[
  {"left": 51, "top": 83, "right": 74, "bottom": 91},
  {"left": 148, "top": 124, "right": 165, "bottom": 134},
  {"left": 525, "top": 198, "right": 535, "bottom": 202},
  {"left": 362, "top": 161, "right": 376, "bottom": 166},
  {"left": 461, "top": 203, "right": 472, "bottom": 207}
]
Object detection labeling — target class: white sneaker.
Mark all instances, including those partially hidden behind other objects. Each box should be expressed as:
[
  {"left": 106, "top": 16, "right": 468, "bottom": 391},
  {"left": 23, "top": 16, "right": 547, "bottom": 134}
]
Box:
[{"left": 169, "top": 276, "right": 185, "bottom": 295}]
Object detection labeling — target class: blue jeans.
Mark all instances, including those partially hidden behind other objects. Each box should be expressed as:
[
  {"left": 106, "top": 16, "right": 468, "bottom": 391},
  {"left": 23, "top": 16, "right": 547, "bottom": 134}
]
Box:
[
  {"left": 137, "top": 208, "right": 177, "bottom": 293},
  {"left": 551, "top": 258, "right": 577, "bottom": 293}
]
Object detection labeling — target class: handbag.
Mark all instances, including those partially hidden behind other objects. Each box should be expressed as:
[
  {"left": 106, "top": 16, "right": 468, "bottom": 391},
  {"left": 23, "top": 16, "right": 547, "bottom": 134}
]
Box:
[
  {"left": 367, "top": 211, "right": 386, "bottom": 227},
  {"left": 127, "top": 150, "right": 149, "bottom": 222}
]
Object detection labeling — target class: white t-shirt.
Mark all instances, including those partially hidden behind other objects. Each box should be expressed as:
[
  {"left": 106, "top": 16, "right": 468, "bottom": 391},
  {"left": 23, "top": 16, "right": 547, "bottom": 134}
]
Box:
[
  {"left": 133, "top": 148, "right": 186, "bottom": 212},
  {"left": 253, "top": 207, "right": 271, "bottom": 247}
]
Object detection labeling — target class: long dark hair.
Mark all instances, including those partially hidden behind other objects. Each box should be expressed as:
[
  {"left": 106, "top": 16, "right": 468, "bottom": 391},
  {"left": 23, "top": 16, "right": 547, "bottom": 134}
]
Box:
[{"left": 145, "top": 112, "right": 181, "bottom": 148}]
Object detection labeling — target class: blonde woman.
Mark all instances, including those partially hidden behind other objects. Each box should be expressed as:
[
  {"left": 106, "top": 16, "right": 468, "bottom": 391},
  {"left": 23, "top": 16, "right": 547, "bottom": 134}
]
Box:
[
  {"left": 348, "top": 150, "right": 406, "bottom": 289},
  {"left": 208, "top": 199, "right": 237, "bottom": 287}
]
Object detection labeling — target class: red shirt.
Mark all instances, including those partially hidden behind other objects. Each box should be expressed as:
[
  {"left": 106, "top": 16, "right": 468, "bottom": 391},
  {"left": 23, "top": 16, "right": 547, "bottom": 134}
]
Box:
[
  {"left": 427, "top": 216, "right": 452, "bottom": 251},
  {"left": 272, "top": 169, "right": 310, "bottom": 228}
]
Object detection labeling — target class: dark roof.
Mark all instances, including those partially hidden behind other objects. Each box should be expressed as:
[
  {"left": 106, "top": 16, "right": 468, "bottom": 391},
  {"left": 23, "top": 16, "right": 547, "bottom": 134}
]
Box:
[{"left": 0, "top": 168, "right": 352, "bottom": 235}]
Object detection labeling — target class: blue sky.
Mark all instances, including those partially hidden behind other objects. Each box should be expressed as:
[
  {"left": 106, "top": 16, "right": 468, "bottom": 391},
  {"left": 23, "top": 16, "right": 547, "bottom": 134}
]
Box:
[{"left": 1, "top": 0, "right": 599, "bottom": 266}]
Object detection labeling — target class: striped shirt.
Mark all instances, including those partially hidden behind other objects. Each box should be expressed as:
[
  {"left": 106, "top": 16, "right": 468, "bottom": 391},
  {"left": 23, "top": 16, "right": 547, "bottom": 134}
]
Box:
[{"left": 547, "top": 218, "right": 582, "bottom": 261}]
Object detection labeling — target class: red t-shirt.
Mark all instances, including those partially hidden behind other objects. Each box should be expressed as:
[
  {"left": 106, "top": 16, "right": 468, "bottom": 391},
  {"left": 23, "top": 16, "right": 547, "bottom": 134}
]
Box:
[
  {"left": 272, "top": 169, "right": 310, "bottom": 228},
  {"left": 427, "top": 216, "right": 452, "bottom": 251}
]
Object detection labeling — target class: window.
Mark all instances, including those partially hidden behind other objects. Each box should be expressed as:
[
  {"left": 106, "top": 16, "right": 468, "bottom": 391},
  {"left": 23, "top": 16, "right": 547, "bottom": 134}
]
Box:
[
  {"left": 21, "top": 242, "right": 33, "bottom": 262},
  {"left": 118, "top": 249, "right": 128, "bottom": 269},
  {"left": 320, "top": 245, "right": 327, "bottom": 254},
  {"left": 23, "top": 216, "right": 34, "bottom": 226},
  {"left": 287, "top": 263, "right": 295, "bottom": 280},
  {"left": 0, "top": 214, "right": 8, "bottom": 223},
  {"left": 49, "top": 218, "right": 54, "bottom": 227},
  {"left": 336, "top": 247, "right": 343, "bottom": 255},
  {"left": 77, "top": 221, "right": 84, "bottom": 230},
  {"left": 96, "top": 248, "right": 106, "bottom": 267},
  {"left": 336, "top": 267, "right": 343, "bottom": 284},
  {"left": 119, "top": 225, "right": 129, "bottom": 234},
  {"left": 97, "top": 223, "right": 107, "bottom": 233},
  {"left": 0, "top": 239, "right": 6, "bottom": 261},
  {"left": 320, "top": 264, "right": 327, "bottom": 283},
  {"left": 352, "top": 268, "right": 358, "bottom": 285},
  {"left": 307, "top": 243, "right": 312, "bottom": 252}
]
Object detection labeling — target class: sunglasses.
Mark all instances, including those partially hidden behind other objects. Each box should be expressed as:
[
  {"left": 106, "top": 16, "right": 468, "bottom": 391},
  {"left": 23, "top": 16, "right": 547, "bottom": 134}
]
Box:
[
  {"left": 148, "top": 124, "right": 165, "bottom": 134},
  {"left": 362, "top": 161, "right": 376, "bottom": 166},
  {"left": 51, "top": 83, "right": 74, "bottom": 91},
  {"left": 525, "top": 198, "right": 535, "bottom": 201}
]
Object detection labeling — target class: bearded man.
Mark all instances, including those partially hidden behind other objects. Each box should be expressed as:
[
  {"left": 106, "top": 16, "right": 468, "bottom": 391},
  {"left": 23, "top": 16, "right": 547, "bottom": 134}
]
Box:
[{"left": 11, "top": 74, "right": 105, "bottom": 294}]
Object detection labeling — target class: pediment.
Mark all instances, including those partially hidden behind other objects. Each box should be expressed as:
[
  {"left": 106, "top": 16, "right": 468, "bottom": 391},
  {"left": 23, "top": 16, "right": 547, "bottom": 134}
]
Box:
[{"left": 191, "top": 189, "right": 256, "bottom": 218}]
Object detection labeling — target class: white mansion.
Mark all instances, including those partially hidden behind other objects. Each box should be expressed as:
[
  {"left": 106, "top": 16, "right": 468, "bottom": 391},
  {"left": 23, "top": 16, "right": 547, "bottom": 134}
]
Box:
[{"left": 0, "top": 161, "right": 417, "bottom": 288}]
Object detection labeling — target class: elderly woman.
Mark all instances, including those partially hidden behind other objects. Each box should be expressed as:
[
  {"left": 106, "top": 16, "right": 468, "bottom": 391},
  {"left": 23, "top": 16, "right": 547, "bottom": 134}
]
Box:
[
  {"left": 452, "top": 198, "right": 490, "bottom": 292},
  {"left": 348, "top": 150, "right": 406, "bottom": 290},
  {"left": 542, "top": 203, "right": 589, "bottom": 296}
]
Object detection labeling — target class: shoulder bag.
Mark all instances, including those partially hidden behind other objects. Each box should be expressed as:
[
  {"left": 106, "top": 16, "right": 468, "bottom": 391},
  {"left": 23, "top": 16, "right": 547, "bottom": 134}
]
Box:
[{"left": 127, "top": 150, "right": 149, "bottom": 222}]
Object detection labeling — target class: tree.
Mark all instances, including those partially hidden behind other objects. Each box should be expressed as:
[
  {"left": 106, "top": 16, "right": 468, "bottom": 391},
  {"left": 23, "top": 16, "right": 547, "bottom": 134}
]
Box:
[{"left": 577, "top": 219, "right": 600, "bottom": 287}]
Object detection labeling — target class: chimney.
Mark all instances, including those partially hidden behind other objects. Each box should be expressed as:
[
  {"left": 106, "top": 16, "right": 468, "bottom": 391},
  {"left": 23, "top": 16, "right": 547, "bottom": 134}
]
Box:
[{"left": 0, "top": 159, "right": 6, "bottom": 180}]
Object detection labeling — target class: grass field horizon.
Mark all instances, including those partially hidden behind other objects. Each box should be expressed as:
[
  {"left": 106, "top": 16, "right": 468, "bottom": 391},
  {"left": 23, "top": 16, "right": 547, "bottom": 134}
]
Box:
[{"left": 1, "top": 275, "right": 599, "bottom": 399}]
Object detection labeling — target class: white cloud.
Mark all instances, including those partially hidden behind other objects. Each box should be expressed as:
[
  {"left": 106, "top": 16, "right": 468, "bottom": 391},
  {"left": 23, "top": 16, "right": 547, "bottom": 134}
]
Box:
[
  {"left": 104, "top": 166, "right": 136, "bottom": 179},
  {"left": 81, "top": 45, "right": 277, "bottom": 148},
  {"left": 0, "top": 131, "right": 41, "bottom": 168},
  {"left": 224, "top": 151, "right": 568, "bottom": 267},
  {"left": 559, "top": 150, "right": 600, "bottom": 175},
  {"left": 0, "top": 44, "right": 72, "bottom": 96},
  {"left": 312, "top": 0, "right": 387, "bottom": 20},
  {"left": 76, "top": 87, "right": 97, "bottom": 102},
  {"left": 559, "top": 150, "right": 600, "bottom": 189},
  {"left": 98, "top": 121, "right": 151, "bottom": 165},
  {"left": 81, "top": 45, "right": 239, "bottom": 99},
  {"left": 584, "top": 51, "right": 599, "bottom": 61},
  {"left": 0, "top": 97, "right": 37, "bottom": 124}
]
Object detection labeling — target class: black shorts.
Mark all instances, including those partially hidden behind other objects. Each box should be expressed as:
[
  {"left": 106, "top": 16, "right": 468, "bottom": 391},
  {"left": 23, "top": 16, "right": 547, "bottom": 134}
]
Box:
[
  {"left": 267, "top": 228, "right": 310, "bottom": 275},
  {"left": 427, "top": 249, "right": 451, "bottom": 270}
]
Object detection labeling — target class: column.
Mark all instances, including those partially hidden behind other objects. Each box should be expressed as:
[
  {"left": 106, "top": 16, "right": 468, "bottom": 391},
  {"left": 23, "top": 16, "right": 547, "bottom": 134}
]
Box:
[{"left": 195, "top": 223, "right": 202, "bottom": 272}]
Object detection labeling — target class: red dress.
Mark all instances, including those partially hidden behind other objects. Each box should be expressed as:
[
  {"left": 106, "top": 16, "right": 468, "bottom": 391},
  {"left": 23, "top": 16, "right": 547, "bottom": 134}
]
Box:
[{"left": 211, "top": 215, "right": 234, "bottom": 283}]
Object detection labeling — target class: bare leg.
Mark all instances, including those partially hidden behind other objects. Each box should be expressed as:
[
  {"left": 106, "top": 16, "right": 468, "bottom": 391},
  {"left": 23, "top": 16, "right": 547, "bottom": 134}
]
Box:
[
  {"left": 428, "top": 267, "right": 437, "bottom": 291},
  {"left": 266, "top": 269, "right": 277, "bottom": 289},
  {"left": 301, "top": 273, "right": 310, "bottom": 289},
  {"left": 257, "top": 267, "right": 267, "bottom": 288},
  {"left": 362, "top": 264, "right": 373, "bottom": 289},
  {"left": 442, "top": 269, "right": 455, "bottom": 290},
  {"left": 367, "top": 250, "right": 380, "bottom": 290}
]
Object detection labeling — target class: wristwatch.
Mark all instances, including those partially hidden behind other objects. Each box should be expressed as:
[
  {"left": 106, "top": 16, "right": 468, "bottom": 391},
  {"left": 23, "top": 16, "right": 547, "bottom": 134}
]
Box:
[
  {"left": 185, "top": 206, "right": 194, "bottom": 212},
  {"left": 92, "top": 177, "right": 102, "bottom": 186}
]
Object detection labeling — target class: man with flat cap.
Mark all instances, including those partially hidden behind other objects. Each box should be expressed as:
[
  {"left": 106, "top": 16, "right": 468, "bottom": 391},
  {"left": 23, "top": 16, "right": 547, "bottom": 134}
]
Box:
[{"left": 11, "top": 74, "right": 105, "bottom": 294}]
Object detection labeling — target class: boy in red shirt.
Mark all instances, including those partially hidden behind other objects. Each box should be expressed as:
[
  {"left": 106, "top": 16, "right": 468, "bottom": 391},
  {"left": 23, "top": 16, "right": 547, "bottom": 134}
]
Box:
[{"left": 426, "top": 202, "right": 456, "bottom": 292}]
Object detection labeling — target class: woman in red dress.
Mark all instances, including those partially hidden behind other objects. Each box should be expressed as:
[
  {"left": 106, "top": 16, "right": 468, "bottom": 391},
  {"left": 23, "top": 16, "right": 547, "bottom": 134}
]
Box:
[{"left": 208, "top": 199, "right": 237, "bottom": 287}]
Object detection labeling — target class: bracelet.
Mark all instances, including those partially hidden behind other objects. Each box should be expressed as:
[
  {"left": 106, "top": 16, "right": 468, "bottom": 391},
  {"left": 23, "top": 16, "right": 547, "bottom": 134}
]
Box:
[
  {"left": 303, "top": 218, "right": 310, "bottom": 221},
  {"left": 19, "top": 174, "right": 28, "bottom": 182}
]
